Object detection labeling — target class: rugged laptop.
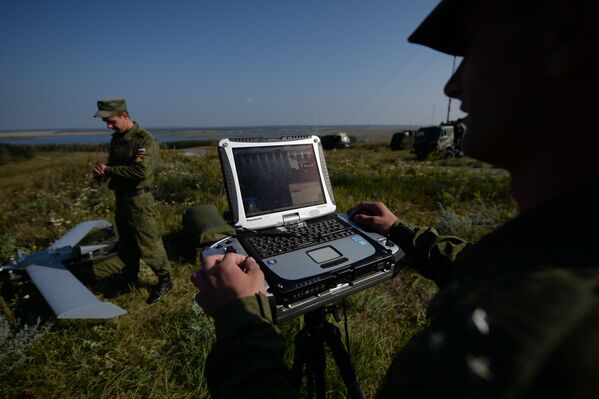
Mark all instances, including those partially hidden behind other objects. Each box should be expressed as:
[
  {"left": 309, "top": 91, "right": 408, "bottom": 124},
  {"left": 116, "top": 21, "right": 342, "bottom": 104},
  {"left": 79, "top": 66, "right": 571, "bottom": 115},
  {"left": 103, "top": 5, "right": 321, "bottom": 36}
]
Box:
[{"left": 204, "top": 135, "right": 406, "bottom": 322}]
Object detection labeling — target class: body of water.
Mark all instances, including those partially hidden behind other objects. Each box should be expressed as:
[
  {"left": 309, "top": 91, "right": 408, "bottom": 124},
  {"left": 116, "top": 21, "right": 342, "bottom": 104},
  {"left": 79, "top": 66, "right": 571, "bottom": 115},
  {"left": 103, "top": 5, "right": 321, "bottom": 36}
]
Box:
[{"left": 0, "top": 125, "right": 412, "bottom": 145}]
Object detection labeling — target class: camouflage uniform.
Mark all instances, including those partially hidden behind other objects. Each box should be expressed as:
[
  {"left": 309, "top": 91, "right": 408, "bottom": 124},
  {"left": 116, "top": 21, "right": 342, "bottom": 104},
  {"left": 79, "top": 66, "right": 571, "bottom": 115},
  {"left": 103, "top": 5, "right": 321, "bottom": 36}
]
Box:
[
  {"left": 205, "top": 182, "right": 599, "bottom": 398},
  {"left": 93, "top": 123, "right": 171, "bottom": 281}
]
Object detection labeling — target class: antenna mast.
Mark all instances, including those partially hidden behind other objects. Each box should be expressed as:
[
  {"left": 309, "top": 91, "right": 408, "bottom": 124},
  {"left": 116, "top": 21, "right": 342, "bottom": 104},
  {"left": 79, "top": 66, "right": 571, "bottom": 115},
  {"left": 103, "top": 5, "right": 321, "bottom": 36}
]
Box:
[{"left": 446, "top": 56, "right": 457, "bottom": 123}]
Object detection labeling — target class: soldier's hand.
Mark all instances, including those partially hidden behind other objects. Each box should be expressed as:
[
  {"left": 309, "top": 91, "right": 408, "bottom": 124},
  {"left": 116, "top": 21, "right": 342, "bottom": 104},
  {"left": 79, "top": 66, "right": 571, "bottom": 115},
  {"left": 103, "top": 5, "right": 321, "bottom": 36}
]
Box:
[
  {"left": 191, "top": 253, "right": 266, "bottom": 317},
  {"left": 347, "top": 201, "right": 398, "bottom": 235},
  {"left": 92, "top": 163, "right": 106, "bottom": 184},
  {"left": 93, "top": 163, "right": 106, "bottom": 177}
]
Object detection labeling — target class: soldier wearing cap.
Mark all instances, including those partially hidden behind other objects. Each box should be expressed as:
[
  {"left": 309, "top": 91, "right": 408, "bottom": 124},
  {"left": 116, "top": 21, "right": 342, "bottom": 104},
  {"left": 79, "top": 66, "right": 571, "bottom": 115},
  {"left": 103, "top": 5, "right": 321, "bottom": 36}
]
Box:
[
  {"left": 92, "top": 98, "right": 173, "bottom": 304},
  {"left": 191, "top": 0, "right": 599, "bottom": 397}
]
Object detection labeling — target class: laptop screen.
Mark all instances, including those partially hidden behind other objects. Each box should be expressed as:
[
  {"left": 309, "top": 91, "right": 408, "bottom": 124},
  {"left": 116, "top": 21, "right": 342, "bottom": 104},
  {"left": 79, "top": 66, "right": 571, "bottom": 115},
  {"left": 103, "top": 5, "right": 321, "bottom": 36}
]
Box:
[{"left": 233, "top": 144, "right": 326, "bottom": 217}]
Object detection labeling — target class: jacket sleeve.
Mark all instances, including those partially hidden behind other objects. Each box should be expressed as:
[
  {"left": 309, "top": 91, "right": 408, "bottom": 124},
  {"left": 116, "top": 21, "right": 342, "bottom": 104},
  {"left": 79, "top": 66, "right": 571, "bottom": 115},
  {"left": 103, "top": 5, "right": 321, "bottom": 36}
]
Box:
[
  {"left": 206, "top": 293, "right": 299, "bottom": 399},
  {"left": 389, "top": 220, "right": 470, "bottom": 287},
  {"left": 105, "top": 134, "right": 157, "bottom": 181}
]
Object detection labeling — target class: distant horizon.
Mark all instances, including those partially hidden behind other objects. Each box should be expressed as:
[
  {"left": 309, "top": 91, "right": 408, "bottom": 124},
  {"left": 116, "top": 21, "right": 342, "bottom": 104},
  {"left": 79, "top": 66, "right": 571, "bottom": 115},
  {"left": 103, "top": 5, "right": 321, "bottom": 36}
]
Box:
[
  {"left": 0, "top": 123, "right": 426, "bottom": 134},
  {"left": 0, "top": 124, "right": 420, "bottom": 145}
]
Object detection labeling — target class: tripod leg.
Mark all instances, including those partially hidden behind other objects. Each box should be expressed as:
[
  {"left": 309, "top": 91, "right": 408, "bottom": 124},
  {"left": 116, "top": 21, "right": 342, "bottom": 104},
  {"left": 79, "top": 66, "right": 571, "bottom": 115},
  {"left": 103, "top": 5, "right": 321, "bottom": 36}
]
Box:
[
  {"left": 323, "top": 322, "right": 366, "bottom": 399},
  {"left": 292, "top": 327, "right": 325, "bottom": 399},
  {"left": 313, "top": 332, "right": 326, "bottom": 399},
  {"left": 291, "top": 328, "right": 309, "bottom": 392}
]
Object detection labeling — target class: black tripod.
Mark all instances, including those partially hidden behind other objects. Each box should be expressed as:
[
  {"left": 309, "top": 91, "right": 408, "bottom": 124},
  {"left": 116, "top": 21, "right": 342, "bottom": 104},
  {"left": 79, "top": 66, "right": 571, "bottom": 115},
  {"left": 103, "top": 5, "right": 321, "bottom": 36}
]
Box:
[{"left": 291, "top": 306, "right": 366, "bottom": 399}]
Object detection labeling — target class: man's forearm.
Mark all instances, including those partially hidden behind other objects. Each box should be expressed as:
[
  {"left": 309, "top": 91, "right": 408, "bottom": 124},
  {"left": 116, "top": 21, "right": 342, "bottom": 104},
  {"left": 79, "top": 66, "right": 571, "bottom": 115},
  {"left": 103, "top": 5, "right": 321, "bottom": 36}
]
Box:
[
  {"left": 389, "top": 221, "right": 470, "bottom": 286},
  {"left": 206, "top": 294, "right": 299, "bottom": 399}
]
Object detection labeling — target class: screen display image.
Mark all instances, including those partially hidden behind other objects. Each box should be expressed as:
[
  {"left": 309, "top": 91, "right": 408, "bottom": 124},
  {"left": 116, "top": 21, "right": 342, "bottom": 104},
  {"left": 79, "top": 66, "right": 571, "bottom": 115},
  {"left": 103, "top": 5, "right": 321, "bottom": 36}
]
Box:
[{"left": 233, "top": 144, "right": 326, "bottom": 217}]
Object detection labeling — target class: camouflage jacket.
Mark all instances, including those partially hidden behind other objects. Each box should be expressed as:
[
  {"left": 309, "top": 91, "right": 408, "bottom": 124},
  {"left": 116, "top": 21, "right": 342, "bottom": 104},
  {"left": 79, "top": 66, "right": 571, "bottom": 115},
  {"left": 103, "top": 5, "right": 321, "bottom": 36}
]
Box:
[
  {"left": 105, "top": 123, "right": 160, "bottom": 191},
  {"left": 206, "top": 182, "right": 599, "bottom": 399}
]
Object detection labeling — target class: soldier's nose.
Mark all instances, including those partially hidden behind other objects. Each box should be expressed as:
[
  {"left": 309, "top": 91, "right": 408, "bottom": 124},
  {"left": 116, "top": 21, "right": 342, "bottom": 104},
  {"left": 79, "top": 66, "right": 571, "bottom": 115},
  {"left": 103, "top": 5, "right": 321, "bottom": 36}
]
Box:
[{"left": 444, "top": 59, "right": 464, "bottom": 100}]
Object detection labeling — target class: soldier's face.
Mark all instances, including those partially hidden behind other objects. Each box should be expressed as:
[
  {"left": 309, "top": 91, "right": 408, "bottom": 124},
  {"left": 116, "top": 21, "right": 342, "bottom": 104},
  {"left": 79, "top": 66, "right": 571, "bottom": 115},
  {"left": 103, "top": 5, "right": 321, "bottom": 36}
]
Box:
[
  {"left": 443, "top": 2, "right": 554, "bottom": 169},
  {"left": 102, "top": 113, "right": 130, "bottom": 133}
]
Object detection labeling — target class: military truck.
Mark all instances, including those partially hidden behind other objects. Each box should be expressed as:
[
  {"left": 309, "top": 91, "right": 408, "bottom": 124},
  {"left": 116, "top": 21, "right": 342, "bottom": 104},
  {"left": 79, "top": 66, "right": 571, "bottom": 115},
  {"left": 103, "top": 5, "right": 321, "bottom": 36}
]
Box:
[
  {"left": 412, "top": 120, "right": 466, "bottom": 160},
  {"left": 320, "top": 132, "right": 351, "bottom": 150},
  {"left": 390, "top": 130, "right": 414, "bottom": 151}
]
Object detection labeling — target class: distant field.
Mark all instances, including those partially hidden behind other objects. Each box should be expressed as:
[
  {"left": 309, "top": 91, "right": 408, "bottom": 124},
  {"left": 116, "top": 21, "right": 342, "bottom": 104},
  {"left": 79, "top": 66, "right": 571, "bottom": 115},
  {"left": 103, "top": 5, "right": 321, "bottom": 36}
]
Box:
[{"left": 0, "top": 143, "right": 515, "bottom": 398}]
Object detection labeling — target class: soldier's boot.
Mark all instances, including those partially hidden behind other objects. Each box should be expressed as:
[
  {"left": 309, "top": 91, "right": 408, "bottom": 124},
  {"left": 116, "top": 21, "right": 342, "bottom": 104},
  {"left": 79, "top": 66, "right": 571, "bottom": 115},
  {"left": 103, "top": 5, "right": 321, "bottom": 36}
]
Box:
[
  {"left": 146, "top": 275, "right": 172, "bottom": 304},
  {"left": 103, "top": 276, "right": 139, "bottom": 299}
]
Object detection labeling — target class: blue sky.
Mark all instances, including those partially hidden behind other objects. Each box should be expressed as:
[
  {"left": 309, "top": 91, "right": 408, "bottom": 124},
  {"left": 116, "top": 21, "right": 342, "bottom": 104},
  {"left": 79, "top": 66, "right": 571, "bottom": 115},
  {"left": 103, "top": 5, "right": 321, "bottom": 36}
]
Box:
[{"left": 0, "top": 0, "right": 463, "bottom": 130}]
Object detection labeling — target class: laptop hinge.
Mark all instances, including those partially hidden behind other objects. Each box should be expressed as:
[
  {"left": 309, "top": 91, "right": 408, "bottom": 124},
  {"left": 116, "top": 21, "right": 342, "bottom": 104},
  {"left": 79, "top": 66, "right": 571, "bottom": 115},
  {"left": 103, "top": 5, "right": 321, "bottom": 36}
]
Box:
[{"left": 282, "top": 213, "right": 301, "bottom": 226}]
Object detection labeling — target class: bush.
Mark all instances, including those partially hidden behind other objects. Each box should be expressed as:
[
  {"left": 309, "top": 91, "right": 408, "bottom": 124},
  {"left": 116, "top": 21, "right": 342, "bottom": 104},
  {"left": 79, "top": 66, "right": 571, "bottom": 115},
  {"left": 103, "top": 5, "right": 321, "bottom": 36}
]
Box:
[{"left": 0, "top": 144, "right": 36, "bottom": 165}]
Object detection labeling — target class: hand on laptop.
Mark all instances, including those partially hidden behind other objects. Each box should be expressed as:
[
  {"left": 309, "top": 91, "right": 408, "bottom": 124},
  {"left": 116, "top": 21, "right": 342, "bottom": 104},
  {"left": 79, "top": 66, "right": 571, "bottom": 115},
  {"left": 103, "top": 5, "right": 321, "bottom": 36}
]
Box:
[
  {"left": 347, "top": 201, "right": 399, "bottom": 235},
  {"left": 191, "top": 253, "right": 266, "bottom": 317}
]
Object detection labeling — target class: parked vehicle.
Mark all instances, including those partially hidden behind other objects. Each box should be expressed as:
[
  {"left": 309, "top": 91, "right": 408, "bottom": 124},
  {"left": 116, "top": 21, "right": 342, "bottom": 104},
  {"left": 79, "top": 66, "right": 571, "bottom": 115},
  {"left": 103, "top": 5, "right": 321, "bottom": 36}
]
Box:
[
  {"left": 390, "top": 130, "right": 414, "bottom": 151},
  {"left": 412, "top": 120, "right": 466, "bottom": 160},
  {"left": 320, "top": 132, "right": 351, "bottom": 150}
]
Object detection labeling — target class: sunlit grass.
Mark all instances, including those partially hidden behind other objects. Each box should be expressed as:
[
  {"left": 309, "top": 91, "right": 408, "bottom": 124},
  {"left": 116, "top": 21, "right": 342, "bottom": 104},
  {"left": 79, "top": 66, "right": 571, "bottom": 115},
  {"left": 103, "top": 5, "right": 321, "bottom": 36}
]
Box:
[{"left": 0, "top": 143, "right": 516, "bottom": 398}]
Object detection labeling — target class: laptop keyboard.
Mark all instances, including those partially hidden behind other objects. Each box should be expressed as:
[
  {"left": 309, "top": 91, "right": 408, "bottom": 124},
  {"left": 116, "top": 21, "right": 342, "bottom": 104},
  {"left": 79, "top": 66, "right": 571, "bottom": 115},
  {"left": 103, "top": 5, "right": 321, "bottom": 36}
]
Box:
[{"left": 242, "top": 217, "right": 355, "bottom": 258}]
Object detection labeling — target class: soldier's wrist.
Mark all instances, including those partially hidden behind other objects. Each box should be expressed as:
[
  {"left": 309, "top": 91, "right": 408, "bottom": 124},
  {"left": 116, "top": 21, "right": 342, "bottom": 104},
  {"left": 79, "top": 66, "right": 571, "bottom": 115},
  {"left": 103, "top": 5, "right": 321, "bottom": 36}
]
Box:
[
  {"left": 213, "top": 293, "right": 275, "bottom": 337},
  {"left": 389, "top": 221, "right": 416, "bottom": 248}
]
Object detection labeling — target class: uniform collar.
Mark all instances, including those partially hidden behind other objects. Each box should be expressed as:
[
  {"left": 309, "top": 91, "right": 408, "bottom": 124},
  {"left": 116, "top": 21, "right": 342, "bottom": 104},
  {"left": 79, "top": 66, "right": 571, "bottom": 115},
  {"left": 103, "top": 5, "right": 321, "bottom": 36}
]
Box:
[{"left": 111, "top": 122, "right": 139, "bottom": 141}]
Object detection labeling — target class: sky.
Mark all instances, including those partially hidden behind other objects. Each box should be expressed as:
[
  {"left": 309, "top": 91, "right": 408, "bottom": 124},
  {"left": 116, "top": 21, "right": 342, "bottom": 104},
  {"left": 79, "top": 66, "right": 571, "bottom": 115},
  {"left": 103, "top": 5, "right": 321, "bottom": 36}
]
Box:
[{"left": 0, "top": 0, "right": 464, "bottom": 130}]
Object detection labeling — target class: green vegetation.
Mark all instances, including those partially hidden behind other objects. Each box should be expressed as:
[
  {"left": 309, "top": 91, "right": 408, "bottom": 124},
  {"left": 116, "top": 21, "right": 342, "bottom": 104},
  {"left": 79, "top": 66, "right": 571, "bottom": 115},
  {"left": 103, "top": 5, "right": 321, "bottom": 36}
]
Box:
[
  {"left": 0, "top": 143, "right": 516, "bottom": 398},
  {"left": 0, "top": 141, "right": 219, "bottom": 167},
  {"left": 0, "top": 144, "right": 37, "bottom": 165}
]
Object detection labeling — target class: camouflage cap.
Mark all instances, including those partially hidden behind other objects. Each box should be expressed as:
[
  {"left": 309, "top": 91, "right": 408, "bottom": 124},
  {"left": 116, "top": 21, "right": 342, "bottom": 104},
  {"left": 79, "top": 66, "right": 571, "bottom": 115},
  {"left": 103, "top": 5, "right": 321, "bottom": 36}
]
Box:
[
  {"left": 94, "top": 98, "right": 128, "bottom": 118},
  {"left": 408, "top": 0, "right": 473, "bottom": 56}
]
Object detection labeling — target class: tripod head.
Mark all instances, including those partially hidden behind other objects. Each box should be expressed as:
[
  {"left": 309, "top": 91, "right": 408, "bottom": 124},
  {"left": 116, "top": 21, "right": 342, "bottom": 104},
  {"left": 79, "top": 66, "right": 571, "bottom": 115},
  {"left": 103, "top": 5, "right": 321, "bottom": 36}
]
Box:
[{"left": 303, "top": 305, "right": 342, "bottom": 330}]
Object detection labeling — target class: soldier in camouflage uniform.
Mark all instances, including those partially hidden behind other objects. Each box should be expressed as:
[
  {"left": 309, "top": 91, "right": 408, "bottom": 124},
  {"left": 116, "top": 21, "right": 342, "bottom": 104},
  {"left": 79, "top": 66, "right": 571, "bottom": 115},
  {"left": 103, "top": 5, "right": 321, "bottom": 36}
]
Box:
[
  {"left": 191, "top": 0, "right": 599, "bottom": 397},
  {"left": 92, "top": 99, "right": 172, "bottom": 304}
]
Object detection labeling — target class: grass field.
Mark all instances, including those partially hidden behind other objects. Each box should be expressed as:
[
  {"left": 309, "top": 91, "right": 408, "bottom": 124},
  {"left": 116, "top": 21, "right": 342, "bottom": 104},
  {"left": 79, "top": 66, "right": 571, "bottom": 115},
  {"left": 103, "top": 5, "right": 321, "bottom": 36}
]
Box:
[{"left": 0, "top": 142, "right": 516, "bottom": 398}]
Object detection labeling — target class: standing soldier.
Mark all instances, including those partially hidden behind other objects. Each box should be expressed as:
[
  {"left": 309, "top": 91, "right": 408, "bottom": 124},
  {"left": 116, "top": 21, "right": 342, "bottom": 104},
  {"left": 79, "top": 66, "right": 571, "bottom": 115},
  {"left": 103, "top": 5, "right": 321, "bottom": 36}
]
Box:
[{"left": 92, "top": 98, "right": 172, "bottom": 304}]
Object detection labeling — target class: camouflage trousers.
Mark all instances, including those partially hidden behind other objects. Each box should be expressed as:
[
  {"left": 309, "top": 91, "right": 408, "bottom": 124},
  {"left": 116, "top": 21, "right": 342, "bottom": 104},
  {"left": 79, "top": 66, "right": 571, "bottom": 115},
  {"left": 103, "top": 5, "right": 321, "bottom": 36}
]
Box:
[{"left": 93, "top": 191, "right": 171, "bottom": 281}]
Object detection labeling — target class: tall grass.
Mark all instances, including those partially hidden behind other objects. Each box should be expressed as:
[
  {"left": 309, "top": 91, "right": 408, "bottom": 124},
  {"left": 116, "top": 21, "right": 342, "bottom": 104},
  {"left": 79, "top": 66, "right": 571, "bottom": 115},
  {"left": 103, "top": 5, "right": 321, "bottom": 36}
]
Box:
[{"left": 0, "top": 143, "right": 516, "bottom": 398}]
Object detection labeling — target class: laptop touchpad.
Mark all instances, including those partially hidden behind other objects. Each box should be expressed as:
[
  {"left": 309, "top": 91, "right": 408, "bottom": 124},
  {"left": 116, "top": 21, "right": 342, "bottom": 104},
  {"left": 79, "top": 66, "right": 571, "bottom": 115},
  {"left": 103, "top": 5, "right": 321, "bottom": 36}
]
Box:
[
  {"left": 307, "top": 246, "right": 348, "bottom": 269},
  {"left": 308, "top": 246, "right": 341, "bottom": 263}
]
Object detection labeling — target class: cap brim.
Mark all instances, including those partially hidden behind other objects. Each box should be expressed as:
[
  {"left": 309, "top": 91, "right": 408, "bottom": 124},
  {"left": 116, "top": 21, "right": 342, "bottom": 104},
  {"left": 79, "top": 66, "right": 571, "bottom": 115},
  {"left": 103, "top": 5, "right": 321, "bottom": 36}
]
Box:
[
  {"left": 408, "top": 0, "right": 470, "bottom": 56},
  {"left": 93, "top": 110, "right": 116, "bottom": 118}
]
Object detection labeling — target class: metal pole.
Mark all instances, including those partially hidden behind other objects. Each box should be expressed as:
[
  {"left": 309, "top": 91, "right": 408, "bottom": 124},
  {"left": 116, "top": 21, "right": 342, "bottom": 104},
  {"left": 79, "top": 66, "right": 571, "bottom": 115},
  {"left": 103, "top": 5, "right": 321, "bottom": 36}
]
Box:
[{"left": 446, "top": 55, "right": 457, "bottom": 123}]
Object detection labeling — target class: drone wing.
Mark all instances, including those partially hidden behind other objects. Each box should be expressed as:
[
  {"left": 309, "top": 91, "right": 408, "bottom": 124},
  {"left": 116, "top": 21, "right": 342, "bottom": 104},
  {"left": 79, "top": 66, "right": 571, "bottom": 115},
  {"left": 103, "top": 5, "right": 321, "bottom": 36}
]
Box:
[
  {"left": 47, "top": 220, "right": 112, "bottom": 252},
  {"left": 26, "top": 261, "right": 127, "bottom": 319}
]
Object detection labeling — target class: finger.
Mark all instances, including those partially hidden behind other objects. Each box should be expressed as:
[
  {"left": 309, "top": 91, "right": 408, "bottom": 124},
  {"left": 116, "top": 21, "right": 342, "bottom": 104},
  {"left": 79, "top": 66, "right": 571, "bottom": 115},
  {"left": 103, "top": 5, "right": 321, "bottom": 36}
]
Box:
[
  {"left": 243, "top": 257, "right": 262, "bottom": 276},
  {"left": 194, "top": 269, "right": 217, "bottom": 294},
  {"left": 353, "top": 213, "right": 376, "bottom": 224},
  {"left": 222, "top": 251, "right": 247, "bottom": 264},
  {"left": 359, "top": 201, "right": 384, "bottom": 214},
  {"left": 190, "top": 271, "right": 203, "bottom": 289},
  {"left": 191, "top": 269, "right": 212, "bottom": 291},
  {"left": 214, "top": 252, "right": 249, "bottom": 273},
  {"left": 202, "top": 254, "right": 225, "bottom": 271},
  {"left": 347, "top": 202, "right": 369, "bottom": 215},
  {"left": 346, "top": 205, "right": 359, "bottom": 216},
  {"left": 349, "top": 202, "right": 379, "bottom": 218}
]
